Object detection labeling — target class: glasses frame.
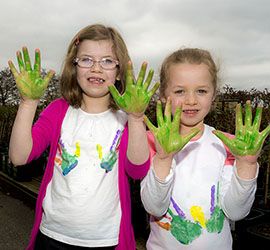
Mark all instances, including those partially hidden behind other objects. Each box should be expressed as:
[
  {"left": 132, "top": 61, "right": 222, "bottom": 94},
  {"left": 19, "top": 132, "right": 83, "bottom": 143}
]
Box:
[{"left": 73, "top": 57, "right": 119, "bottom": 70}]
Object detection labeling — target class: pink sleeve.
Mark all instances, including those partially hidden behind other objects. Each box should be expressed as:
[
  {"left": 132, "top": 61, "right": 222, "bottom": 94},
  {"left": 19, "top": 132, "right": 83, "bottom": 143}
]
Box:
[
  {"left": 147, "top": 130, "right": 156, "bottom": 158},
  {"left": 27, "top": 99, "right": 67, "bottom": 163},
  {"left": 125, "top": 157, "right": 150, "bottom": 180},
  {"left": 222, "top": 132, "right": 235, "bottom": 166}
]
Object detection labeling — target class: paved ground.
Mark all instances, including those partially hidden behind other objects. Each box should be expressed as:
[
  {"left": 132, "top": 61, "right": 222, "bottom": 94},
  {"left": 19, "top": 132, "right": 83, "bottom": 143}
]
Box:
[
  {"left": 0, "top": 186, "right": 34, "bottom": 250},
  {"left": 0, "top": 182, "right": 147, "bottom": 250}
]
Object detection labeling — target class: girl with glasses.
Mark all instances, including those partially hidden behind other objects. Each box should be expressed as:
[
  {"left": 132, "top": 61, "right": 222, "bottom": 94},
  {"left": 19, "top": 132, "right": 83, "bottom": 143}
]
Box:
[{"left": 8, "top": 24, "right": 158, "bottom": 250}]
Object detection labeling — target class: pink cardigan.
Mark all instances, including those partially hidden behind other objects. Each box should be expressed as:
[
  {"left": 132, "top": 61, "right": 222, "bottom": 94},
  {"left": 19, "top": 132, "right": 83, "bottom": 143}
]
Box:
[{"left": 26, "top": 98, "right": 150, "bottom": 250}]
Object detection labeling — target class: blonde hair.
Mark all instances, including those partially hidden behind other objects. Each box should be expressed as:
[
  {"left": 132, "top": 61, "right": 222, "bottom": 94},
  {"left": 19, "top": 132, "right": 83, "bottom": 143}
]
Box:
[
  {"left": 60, "top": 24, "right": 131, "bottom": 109},
  {"left": 160, "top": 48, "right": 219, "bottom": 98}
]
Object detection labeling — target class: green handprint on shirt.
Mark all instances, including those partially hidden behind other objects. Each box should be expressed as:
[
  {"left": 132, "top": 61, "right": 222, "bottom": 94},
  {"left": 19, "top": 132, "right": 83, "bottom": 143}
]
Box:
[
  {"left": 57, "top": 140, "right": 80, "bottom": 176},
  {"left": 206, "top": 206, "right": 225, "bottom": 233},
  {"left": 168, "top": 202, "right": 202, "bottom": 245},
  {"left": 144, "top": 99, "right": 200, "bottom": 154},
  {"left": 108, "top": 62, "right": 159, "bottom": 115},
  {"left": 205, "top": 184, "right": 225, "bottom": 233},
  {"left": 8, "top": 47, "right": 54, "bottom": 99},
  {"left": 158, "top": 184, "right": 224, "bottom": 245},
  {"left": 213, "top": 100, "right": 270, "bottom": 156},
  {"left": 100, "top": 151, "right": 117, "bottom": 172}
]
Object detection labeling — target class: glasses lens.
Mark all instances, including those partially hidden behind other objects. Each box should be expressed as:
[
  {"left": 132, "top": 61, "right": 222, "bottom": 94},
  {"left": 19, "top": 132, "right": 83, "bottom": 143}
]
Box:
[
  {"left": 100, "top": 58, "right": 118, "bottom": 69},
  {"left": 78, "top": 57, "right": 93, "bottom": 68},
  {"left": 75, "top": 57, "right": 118, "bottom": 69}
]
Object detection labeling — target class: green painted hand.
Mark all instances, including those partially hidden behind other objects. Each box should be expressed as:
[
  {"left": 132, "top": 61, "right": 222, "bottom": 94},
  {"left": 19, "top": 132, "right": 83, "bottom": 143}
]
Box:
[
  {"left": 144, "top": 99, "right": 200, "bottom": 154},
  {"left": 213, "top": 100, "right": 270, "bottom": 156},
  {"left": 8, "top": 47, "right": 55, "bottom": 100},
  {"left": 108, "top": 61, "right": 159, "bottom": 115}
]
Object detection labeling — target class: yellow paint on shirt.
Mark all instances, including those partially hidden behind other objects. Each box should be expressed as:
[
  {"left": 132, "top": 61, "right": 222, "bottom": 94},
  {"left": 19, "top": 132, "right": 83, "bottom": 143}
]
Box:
[
  {"left": 96, "top": 144, "right": 103, "bottom": 159},
  {"left": 75, "top": 142, "right": 81, "bottom": 157},
  {"left": 190, "top": 206, "right": 206, "bottom": 228}
]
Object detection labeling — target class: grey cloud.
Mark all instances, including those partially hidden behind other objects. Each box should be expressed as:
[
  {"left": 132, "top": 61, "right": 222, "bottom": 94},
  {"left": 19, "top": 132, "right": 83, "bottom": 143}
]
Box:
[{"left": 0, "top": 0, "right": 269, "bottom": 90}]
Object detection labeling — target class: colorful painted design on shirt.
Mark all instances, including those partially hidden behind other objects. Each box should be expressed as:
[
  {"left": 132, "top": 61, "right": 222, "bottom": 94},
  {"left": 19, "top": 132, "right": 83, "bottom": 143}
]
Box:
[
  {"left": 96, "top": 144, "right": 103, "bottom": 159},
  {"left": 96, "top": 129, "right": 122, "bottom": 173},
  {"left": 96, "top": 143, "right": 117, "bottom": 172},
  {"left": 100, "top": 151, "right": 117, "bottom": 172},
  {"left": 167, "top": 205, "right": 202, "bottom": 245},
  {"left": 55, "top": 140, "right": 80, "bottom": 176},
  {"left": 156, "top": 183, "right": 225, "bottom": 245},
  {"left": 110, "top": 129, "right": 121, "bottom": 151},
  {"left": 206, "top": 184, "right": 225, "bottom": 233},
  {"left": 190, "top": 206, "right": 206, "bottom": 228}
]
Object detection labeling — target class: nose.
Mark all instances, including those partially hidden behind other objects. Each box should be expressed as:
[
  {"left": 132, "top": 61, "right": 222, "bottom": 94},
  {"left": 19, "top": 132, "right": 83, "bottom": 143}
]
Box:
[
  {"left": 184, "top": 92, "right": 197, "bottom": 105},
  {"left": 90, "top": 61, "right": 102, "bottom": 72}
]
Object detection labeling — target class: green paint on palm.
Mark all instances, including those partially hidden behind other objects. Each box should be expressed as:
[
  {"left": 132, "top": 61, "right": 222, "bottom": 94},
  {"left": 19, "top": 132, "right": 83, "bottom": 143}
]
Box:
[
  {"left": 144, "top": 99, "right": 200, "bottom": 154},
  {"left": 108, "top": 62, "right": 159, "bottom": 114},
  {"left": 213, "top": 101, "right": 270, "bottom": 156},
  {"left": 9, "top": 47, "right": 54, "bottom": 100}
]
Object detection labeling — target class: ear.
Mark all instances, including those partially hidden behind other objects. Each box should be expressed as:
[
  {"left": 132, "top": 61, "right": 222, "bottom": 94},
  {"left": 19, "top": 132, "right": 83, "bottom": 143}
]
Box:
[
  {"left": 116, "top": 73, "right": 120, "bottom": 81},
  {"left": 160, "top": 95, "right": 167, "bottom": 103},
  {"left": 159, "top": 93, "right": 167, "bottom": 103}
]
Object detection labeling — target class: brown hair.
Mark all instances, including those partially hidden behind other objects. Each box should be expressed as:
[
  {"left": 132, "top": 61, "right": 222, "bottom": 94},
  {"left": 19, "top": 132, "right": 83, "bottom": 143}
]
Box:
[
  {"left": 159, "top": 48, "right": 219, "bottom": 98},
  {"left": 60, "top": 24, "right": 131, "bottom": 109}
]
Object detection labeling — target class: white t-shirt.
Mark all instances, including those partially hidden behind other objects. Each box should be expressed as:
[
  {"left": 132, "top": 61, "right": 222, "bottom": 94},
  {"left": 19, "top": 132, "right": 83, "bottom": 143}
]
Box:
[
  {"left": 141, "top": 125, "right": 258, "bottom": 250},
  {"left": 40, "top": 107, "right": 127, "bottom": 247}
]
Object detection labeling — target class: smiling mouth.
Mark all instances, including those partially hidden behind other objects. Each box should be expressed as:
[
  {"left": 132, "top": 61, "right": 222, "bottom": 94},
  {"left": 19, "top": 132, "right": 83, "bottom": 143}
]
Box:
[
  {"left": 183, "top": 109, "right": 199, "bottom": 115},
  {"left": 88, "top": 77, "right": 105, "bottom": 84}
]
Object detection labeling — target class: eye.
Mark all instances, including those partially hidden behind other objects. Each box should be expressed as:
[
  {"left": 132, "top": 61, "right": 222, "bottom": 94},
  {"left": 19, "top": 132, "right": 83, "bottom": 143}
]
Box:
[
  {"left": 101, "top": 58, "right": 114, "bottom": 65},
  {"left": 81, "top": 57, "right": 93, "bottom": 63},
  {"left": 174, "top": 89, "right": 184, "bottom": 95},
  {"left": 197, "top": 89, "right": 208, "bottom": 94}
]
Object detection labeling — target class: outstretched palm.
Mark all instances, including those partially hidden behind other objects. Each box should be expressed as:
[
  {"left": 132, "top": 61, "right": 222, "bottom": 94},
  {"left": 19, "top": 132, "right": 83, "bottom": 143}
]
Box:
[
  {"left": 144, "top": 99, "right": 200, "bottom": 154},
  {"left": 8, "top": 47, "right": 55, "bottom": 100},
  {"left": 213, "top": 101, "right": 270, "bottom": 156},
  {"left": 108, "top": 61, "right": 159, "bottom": 115}
]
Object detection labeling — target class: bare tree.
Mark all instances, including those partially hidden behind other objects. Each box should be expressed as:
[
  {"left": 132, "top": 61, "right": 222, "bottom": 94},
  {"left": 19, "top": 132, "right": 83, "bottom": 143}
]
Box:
[
  {"left": 39, "top": 69, "right": 61, "bottom": 107},
  {"left": 0, "top": 68, "right": 61, "bottom": 107},
  {"left": 0, "top": 67, "right": 19, "bottom": 106}
]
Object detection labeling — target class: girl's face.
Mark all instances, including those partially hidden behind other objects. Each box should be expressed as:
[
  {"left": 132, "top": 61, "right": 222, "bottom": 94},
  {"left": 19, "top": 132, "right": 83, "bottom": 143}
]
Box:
[
  {"left": 76, "top": 40, "right": 118, "bottom": 101},
  {"left": 164, "top": 63, "right": 215, "bottom": 134}
]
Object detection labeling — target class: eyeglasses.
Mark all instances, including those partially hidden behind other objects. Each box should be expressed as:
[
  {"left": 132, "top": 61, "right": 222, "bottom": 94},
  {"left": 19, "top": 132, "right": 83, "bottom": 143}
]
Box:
[{"left": 73, "top": 57, "right": 119, "bottom": 70}]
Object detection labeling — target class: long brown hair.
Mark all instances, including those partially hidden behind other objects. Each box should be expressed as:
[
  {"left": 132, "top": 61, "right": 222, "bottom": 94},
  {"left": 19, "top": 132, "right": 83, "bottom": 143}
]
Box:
[{"left": 60, "top": 24, "right": 131, "bottom": 109}]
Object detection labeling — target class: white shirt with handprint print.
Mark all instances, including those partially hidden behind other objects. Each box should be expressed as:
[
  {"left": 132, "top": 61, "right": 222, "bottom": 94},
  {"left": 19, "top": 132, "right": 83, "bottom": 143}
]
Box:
[
  {"left": 40, "top": 106, "right": 127, "bottom": 247},
  {"left": 141, "top": 124, "right": 258, "bottom": 250}
]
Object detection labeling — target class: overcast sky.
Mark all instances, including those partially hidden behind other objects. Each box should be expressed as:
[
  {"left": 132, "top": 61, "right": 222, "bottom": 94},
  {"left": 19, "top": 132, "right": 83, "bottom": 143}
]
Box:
[{"left": 0, "top": 0, "right": 269, "bottom": 90}]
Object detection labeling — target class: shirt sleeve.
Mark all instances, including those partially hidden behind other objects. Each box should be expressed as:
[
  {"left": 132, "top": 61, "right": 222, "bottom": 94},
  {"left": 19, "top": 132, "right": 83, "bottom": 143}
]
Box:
[
  {"left": 27, "top": 99, "right": 64, "bottom": 162},
  {"left": 221, "top": 163, "right": 258, "bottom": 221},
  {"left": 220, "top": 143, "right": 258, "bottom": 221},
  {"left": 125, "top": 156, "right": 150, "bottom": 180},
  {"left": 140, "top": 157, "right": 176, "bottom": 217}
]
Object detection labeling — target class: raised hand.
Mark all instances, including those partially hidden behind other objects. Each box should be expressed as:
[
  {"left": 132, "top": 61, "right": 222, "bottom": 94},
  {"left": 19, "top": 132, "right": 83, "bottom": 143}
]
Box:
[
  {"left": 144, "top": 99, "right": 200, "bottom": 154},
  {"left": 213, "top": 100, "right": 270, "bottom": 156},
  {"left": 8, "top": 47, "right": 55, "bottom": 100},
  {"left": 108, "top": 61, "right": 159, "bottom": 115}
]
